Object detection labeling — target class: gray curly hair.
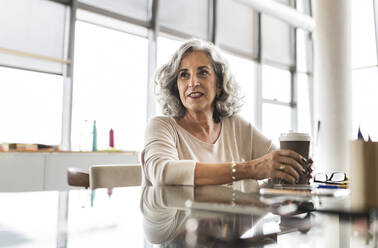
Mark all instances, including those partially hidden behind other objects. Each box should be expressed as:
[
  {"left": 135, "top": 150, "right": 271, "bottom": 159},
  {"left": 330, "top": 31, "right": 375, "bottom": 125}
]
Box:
[{"left": 154, "top": 39, "right": 244, "bottom": 123}]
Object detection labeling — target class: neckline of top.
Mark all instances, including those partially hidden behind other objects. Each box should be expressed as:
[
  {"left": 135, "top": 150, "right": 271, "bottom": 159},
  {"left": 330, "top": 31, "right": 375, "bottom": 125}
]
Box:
[{"left": 170, "top": 117, "right": 224, "bottom": 145}]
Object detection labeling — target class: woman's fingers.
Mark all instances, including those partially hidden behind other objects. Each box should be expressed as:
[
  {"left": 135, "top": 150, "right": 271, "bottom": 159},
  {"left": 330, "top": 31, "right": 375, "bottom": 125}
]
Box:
[
  {"left": 273, "top": 170, "right": 296, "bottom": 184},
  {"left": 277, "top": 156, "right": 305, "bottom": 176},
  {"left": 277, "top": 149, "right": 305, "bottom": 163},
  {"left": 274, "top": 161, "right": 300, "bottom": 182},
  {"left": 278, "top": 149, "right": 312, "bottom": 170},
  {"left": 307, "top": 160, "right": 314, "bottom": 178}
]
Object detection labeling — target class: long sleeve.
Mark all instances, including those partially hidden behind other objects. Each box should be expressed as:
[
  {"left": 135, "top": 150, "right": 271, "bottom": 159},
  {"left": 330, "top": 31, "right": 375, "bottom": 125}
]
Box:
[{"left": 141, "top": 117, "right": 196, "bottom": 186}]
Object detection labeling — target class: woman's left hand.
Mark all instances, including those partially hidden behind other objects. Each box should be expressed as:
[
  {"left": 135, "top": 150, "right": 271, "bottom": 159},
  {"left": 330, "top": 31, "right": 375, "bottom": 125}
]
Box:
[{"left": 246, "top": 150, "right": 308, "bottom": 184}]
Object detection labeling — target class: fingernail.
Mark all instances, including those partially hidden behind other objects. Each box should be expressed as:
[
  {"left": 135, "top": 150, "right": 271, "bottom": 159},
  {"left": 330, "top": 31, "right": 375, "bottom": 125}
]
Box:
[
  {"left": 302, "top": 168, "right": 306, "bottom": 173},
  {"left": 301, "top": 157, "right": 308, "bottom": 164}
]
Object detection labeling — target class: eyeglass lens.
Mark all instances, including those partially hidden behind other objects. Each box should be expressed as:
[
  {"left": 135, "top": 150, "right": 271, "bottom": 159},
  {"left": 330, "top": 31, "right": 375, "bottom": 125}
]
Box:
[
  {"left": 314, "top": 173, "right": 328, "bottom": 182},
  {"left": 329, "top": 172, "right": 346, "bottom": 182}
]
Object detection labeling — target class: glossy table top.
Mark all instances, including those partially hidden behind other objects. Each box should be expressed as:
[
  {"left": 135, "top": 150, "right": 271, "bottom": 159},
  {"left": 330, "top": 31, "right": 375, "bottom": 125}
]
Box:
[{"left": 0, "top": 185, "right": 377, "bottom": 248}]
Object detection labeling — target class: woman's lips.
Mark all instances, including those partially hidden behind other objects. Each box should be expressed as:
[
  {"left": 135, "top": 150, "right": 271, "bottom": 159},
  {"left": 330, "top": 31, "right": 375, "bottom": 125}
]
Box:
[{"left": 187, "top": 92, "right": 204, "bottom": 98}]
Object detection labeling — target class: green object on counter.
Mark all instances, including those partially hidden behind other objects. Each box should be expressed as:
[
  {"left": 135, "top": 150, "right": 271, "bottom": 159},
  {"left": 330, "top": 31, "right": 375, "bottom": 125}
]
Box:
[{"left": 92, "top": 120, "right": 97, "bottom": 151}]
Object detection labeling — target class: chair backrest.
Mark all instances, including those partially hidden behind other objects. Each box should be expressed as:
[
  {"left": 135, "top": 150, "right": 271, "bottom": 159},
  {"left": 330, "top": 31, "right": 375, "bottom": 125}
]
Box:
[
  {"left": 67, "top": 168, "right": 90, "bottom": 188},
  {"left": 89, "top": 164, "right": 142, "bottom": 189}
]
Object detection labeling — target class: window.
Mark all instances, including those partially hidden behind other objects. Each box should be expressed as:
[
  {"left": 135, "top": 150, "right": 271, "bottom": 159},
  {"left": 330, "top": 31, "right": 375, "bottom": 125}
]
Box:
[
  {"left": 262, "top": 65, "right": 291, "bottom": 103},
  {"left": 352, "top": 67, "right": 378, "bottom": 140},
  {"left": 157, "top": 36, "right": 183, "bottom": 69},
  {"left": 159, "top": 0, "right": 209, "bottom": 39},
  {"left": 223, "top": 52, "right": 255, "bottom": 123},
  {"left": 216, "top": 0, "right": 259, "bottom": 58},
  {"left": 78, "top": 0, "right": 149, "bottom": 23},
  {"left": 262, "top": 11, "right": 295, "bottom": 67},
  {"left": 296, "top": 29, "right": 311, "bottom": 73},
  {"left": 297, "top": 73, "right": 311, "bottom": 134},
  {"left": 71, "top": 21, "right": 148, "bottom": 151},
  {"left": 351, "top": 0, "right": 377, "bottom": 69},
  {"left": 262, "top": 64, "right": 292, "bottom": 144},
  {"left": 0, "top": 67, "right": 63, "bottom": 145},
  {"left": 0, "top": 1, "right": 316, "bottom": 151},
  {"left": 0, "top": 0, "right": 67, "bottom": 74},
  {"left": 262, "top": 103, "right": 291, "bottom": 146},
  {"left": 351, "top": 1, "right": 378, "bottom": 141}
]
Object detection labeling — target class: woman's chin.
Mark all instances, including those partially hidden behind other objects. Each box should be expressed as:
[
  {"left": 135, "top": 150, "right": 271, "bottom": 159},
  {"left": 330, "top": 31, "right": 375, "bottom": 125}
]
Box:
[{"left": 186, "top": 106, "right": 212, "bottom": 115}]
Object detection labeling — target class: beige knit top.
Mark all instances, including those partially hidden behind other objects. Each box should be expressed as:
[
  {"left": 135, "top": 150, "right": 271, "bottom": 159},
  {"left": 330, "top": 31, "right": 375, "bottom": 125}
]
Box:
[{"left": 141, "top": 115, "right": 276, "bottom": 190}]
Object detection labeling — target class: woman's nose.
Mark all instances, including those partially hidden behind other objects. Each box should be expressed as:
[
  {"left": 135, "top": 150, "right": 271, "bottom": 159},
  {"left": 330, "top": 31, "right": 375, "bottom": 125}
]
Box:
[{"left": 188, "top": 76, "right": 200, "bottom": 87}]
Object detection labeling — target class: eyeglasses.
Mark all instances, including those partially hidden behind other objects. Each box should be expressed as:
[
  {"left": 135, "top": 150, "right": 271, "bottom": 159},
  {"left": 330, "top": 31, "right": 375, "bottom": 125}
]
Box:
[{"left": 313, "top": 172, "right": 348, "bottom": 184}]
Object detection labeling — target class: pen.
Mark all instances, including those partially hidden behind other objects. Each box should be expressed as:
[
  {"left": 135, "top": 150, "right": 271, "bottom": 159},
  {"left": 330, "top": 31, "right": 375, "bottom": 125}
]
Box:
[{"left": 316, "top": 184, "right": 347, "bottom": 189}]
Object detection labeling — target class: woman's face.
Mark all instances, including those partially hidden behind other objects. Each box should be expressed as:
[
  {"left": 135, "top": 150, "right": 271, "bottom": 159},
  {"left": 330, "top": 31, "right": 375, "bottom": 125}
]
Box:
[{"left": 177, "top": 51, "right": 220, "bottom": 116}]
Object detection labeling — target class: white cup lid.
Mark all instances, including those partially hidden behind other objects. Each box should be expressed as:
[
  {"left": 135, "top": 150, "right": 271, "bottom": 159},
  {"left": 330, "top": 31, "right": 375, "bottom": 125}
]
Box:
[{"left": 279, "top": 131, "right": 311, "bottom": 141}]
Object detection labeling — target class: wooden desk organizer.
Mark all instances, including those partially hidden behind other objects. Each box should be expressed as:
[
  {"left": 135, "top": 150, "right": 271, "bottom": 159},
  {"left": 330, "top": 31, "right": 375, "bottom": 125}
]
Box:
[{"left": 350, "top": 140, "right": 378, "bottom": 209}]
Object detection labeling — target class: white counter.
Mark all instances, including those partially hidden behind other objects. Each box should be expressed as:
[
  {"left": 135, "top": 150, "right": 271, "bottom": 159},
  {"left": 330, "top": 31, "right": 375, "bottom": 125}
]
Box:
[{"left": 0, "top": 151, "right": 139, "bottom": 192}]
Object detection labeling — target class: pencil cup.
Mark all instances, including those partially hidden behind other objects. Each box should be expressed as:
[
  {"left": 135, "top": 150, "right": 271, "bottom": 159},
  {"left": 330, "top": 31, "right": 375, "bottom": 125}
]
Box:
[{"left": 350, "top": 140, "right": 378, "bottom": 209}]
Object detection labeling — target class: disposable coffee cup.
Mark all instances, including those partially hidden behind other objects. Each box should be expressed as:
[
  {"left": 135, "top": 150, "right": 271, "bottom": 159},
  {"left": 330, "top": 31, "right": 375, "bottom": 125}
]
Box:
[{"left": 279, "top": 132, "right": 311, "bottom": 184}]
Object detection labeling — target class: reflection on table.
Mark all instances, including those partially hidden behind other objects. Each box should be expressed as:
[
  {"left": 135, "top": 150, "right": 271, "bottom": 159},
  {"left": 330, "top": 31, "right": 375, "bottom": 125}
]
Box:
[
  {"left": 0, "top": 185, "right": 377, "bottom": 247},
  {"left": 141, "top": 185, "right": 314, "bottom": 247}
]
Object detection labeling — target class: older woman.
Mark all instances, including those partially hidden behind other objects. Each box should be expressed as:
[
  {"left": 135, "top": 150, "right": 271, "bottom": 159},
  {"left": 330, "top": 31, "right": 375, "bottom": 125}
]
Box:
[{"left": 141, "top": 39, "right": 309, "bottom": 188}]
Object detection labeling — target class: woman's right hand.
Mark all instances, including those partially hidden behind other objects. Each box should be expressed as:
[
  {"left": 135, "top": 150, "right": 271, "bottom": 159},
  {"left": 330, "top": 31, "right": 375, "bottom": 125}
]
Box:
[{"left": 248, "top": 149, "right": 307, "bottom": 184}]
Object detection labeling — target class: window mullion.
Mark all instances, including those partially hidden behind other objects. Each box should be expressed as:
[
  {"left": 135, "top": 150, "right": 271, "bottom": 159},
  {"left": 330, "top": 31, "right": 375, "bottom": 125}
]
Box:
[{"left": 61, "top": 0, "right": 77, "bottom": 151}]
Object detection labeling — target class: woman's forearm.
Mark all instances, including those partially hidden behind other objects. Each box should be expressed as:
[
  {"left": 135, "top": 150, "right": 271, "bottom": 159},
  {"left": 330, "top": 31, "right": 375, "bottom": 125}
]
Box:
[
  {"left": 192, "top": 149, "right": 309, "bottom": 186},
  {"left": 194, "top": 161, "right": 255, "bottom": 185}
]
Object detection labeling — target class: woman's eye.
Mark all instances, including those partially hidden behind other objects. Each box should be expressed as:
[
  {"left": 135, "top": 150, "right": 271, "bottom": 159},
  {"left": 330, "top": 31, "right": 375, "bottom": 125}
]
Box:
[
  {"left": 180, "top": 72, "right": 189, "bottom": 79},
  {"left": 199, "top": 70, "right": 209, "bottom": 76}
]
